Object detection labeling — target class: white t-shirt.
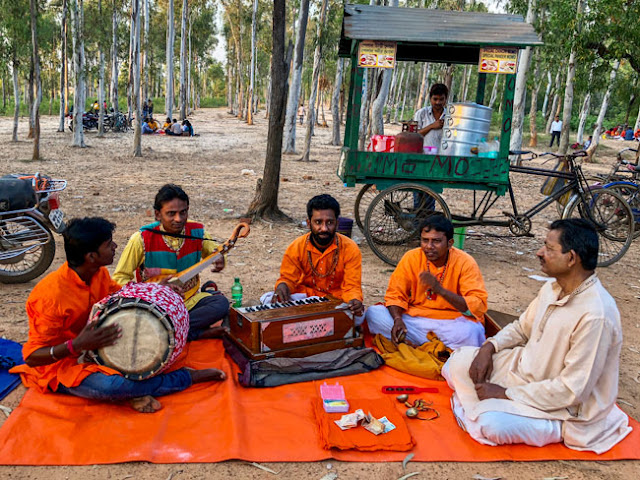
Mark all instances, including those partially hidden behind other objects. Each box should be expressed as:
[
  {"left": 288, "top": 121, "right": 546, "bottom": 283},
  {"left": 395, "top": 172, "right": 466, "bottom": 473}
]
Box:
[
  {"left": 413, "top": 105, "right": 445, "bottom": 149},
  {"left": 550, "top": 120, "right": 562, "bottom": 133}
]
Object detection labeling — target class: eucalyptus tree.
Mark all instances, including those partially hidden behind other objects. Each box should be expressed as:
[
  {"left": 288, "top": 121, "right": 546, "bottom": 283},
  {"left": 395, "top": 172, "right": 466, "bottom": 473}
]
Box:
[
  {"left": 587, "top": 60, "right": 620, "bottom": 159},
  {"left": 283, "top": 0, "right": 310, "bottom": 153},
  {"left": 109, "top": 0, "right": 119, "bottom": 112},
  {"left": 330, "top": 57, "right": 344, "bottom": 145},
  {"left": 132, "top": 0, "right": 142, "bottom": 157},
  {"left": 179, "top": 0, "right": 188, "bottom": 120},
  {"left": 246, "top": 0, "right": 289, "bottom": 220},
  {"left": 71, "top": 0, "right": 86, "bottom": 147},
  {"left": 29, "top": 0, "right": 41, "bottom": 160},
  {"left": 58, "top": 0, "right": 69, "bottom": 132},
  {"left": 166, "top": 0, "right": 175, "bottom": 118},
  {"left": 300, "top": 0, "right": 329, "bottom": 162},
  {"left": 247, "top": 0, "right": 258, "bottom": 125}
]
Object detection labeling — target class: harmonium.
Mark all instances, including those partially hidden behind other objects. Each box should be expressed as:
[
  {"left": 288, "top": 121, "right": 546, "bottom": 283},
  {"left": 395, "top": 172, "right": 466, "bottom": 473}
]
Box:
[{"left": 227, "top": 296, "right": 364, "bottom": 360}]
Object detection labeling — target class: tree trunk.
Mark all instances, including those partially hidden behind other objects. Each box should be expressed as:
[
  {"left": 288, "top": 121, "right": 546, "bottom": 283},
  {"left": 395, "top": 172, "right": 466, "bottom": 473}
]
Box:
[
  {"left": 132, "top": 0, "right": 142, "bottom": 156},
  {"left": 371, "top": 60, "right": 396, "bottom": 135},
  {"left": 11, "top": 57, "right": 19, "bottom": 142},
  {"left": 331, "top": 58, "right": 344, "bottom": 146},
  {"left": 97, "top": 0, "right": 105, "bottom": 137},
  {"left": 143, "top": 0, "right": 149, "bottom": 102},
  {"left": 545, "top": 70, "right": 563, "bottom": 135},
  {"left": 246, "top": 0, "right": 289, "bottom": 220},
  {"left": 127, "top": 3, "right": 134, "bottom": 123},
  {"left": 226, "top": 62, "right": 233, "bottom": 113},
  {"left": 27, "top": 62, "right": 34, "bottom": 139},
  {"left": 187, "top": 13, "right": 192, "bottom": 115},
  {"left": 58, "top": 0, "right": 68, "bottom": 132},
  {"left": 71, "top": 0, "right": 86, "bottom": 147},
  {"left": 385, "top": 66, "right": 398, "bottom": 123},
  {"left": 300, "top": 0, "right": 329, "bottom": 162},
  {"left": 488, "top": 73, "right": 499, "bottom": 109},
  {"left": 110, "top": 0, "right": 119, "bottom": 112},
  {"left": 398, "top": 67, "right": 413, "bottom": 123},
  {"left": 179, "top": 0, "right": 188, "bottom": 120},
  {"left": 166, "top": 0, "right": 175, "bottom": 119},
  {"left": 587, "top": 60, "right": 620, "bottom": 160},
  {"left": 541, "top": 70, "right": 551, "bottom": 119},
  {"left": 283, "top": 0, "right": 310, "bottom": 153},
  {"left": 576, "top": 62, "right": 596, "bottom": 144},
  {"left": 528, "top": 53, "right": 540, "bottom": 148},
  {"left": 30, "top": 0, "right": 41, "bottom": 160},
  {"left": 558, "top": 0, "right": 586, "bottom": 155},
  {"left": 634, "top": 98, "right": 640, "bottom": 132},
  {"left": 246, "top": 0, "right": 258, "bottom": 125},
  {"left": 444, "top": 65, "right": 454, "bottom": 93},
  {"left": 623, "top": 77, "right": 637, "bottom": 127},
  {"left": 509, "top": 0, "right": 536, "bottom": 155},
  {"left": 415, "top": 63, "right": 429, "bottom": 111},
  {"left": 391, "top": 64, "right": 406, "bottom": 124}
]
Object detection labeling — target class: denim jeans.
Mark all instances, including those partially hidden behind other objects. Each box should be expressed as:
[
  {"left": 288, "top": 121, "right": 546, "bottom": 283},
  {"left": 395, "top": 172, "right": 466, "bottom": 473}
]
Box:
[
  {"left": 57, "top": 369, "right": 192, "bottom": 401},
  {"left": 188, "top": 293, "right": 230, "bottom": 341}
]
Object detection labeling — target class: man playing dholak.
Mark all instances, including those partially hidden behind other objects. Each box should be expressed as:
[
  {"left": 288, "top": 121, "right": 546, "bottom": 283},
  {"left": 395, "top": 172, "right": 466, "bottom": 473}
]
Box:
[
  {"left": 11, "top": 218, "right": 225, "bottom": 413},
  {"left": 261, "top": 194, "right": 364, "bottom": 318},
  {"left": 114, "top": 184, "right": 229, "bottom": 340},
  {"left": 365, "top": 213, "right": 488, "bottom": 349},
  {"left": 443, "top": 219, "right": 632, "bottom": 453}
]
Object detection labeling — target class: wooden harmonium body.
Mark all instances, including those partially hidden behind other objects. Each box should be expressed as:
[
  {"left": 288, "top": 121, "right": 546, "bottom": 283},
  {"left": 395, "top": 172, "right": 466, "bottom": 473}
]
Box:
[{"left": 228, "top": 296, "right": 363, "bottom": 360}]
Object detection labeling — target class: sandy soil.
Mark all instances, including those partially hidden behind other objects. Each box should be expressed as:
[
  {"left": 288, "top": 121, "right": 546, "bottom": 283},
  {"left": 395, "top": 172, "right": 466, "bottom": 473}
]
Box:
[{"left": 0, "top": 109, "right": 638, "bottom": 479}]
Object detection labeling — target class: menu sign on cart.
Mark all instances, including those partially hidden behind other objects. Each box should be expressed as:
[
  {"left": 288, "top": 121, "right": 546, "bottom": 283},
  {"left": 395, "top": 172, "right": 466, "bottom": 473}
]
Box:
[
  {"left": 478, "top": 47, "right": 519, "bottom": 74},
  {"left": 358, "top": 41, "right": 397, "bottom": 69}
]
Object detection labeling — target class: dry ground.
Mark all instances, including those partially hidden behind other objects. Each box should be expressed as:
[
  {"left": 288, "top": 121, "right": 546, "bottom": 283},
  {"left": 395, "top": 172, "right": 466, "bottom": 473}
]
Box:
[{"left": 0, "top": 109, "right": 638, "bottom": 479}]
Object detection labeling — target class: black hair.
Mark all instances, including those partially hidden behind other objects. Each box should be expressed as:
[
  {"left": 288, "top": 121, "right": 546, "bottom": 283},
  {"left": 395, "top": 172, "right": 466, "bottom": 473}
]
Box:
[
  {"left": 153, "top": 184, "right": 189, "bottom": 211},
  {"left": 63, "top": 217, "right": 115, "bottom": 267},
  {"left": 429, "top": 83, "right": 449, "bottom": 98},
  {"left": 549, "top": 219, "right": 598, "bottom": 271},
  {"left": 166, "top": 117, "right": 171, "bottom": 123},
  {"left": 172, "top": 118, "right": 177, "bottom": 123},
  {"left": 419, "top": 213, "right": 454, "bottom": 241},
  {"left": 306, "top": 194, "right": 340, "bottom": 219}
]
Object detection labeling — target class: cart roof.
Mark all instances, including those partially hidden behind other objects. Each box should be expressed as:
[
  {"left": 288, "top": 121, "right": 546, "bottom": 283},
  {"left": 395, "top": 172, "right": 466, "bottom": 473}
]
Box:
[{"left": 339, "top": 4, "right": 543, "bottom": 64}]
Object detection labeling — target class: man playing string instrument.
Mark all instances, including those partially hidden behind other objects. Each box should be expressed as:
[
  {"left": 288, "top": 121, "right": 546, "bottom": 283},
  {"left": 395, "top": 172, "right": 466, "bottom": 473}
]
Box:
[
  {"left": 365, "top": 213, "right": 488, "bottom": 349},
  {"left": 261, "top": 194, "right": 364, "bottom": 318},
  {"left": 114, "top": 184, "right": 229, "bottom": 340},
  {"left": 11, "top": 217, "right": 226, "bottom": 413}
]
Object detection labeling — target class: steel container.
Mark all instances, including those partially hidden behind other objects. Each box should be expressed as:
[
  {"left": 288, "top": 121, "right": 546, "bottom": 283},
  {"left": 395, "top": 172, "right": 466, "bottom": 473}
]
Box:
[{"left": 439, "top": 103, "right": 492, "bottom": 157}]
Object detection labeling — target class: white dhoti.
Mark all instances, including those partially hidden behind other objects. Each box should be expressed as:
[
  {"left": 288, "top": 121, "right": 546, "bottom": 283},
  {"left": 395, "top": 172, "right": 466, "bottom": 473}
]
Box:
[{"left": 364, "top": 304, "right": 485, "bottom": 349}]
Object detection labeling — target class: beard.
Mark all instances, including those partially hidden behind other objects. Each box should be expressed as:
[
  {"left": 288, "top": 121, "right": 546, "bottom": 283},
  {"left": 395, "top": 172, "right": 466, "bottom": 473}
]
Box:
[{"left": 311, "top": 231, "right": 335, "bottom": 248}]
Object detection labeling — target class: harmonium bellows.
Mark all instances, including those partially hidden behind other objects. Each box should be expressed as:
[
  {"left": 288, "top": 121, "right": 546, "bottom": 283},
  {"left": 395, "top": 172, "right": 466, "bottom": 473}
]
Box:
[{"left": 228, "top": 296, "right": 364, "bottom": 360}]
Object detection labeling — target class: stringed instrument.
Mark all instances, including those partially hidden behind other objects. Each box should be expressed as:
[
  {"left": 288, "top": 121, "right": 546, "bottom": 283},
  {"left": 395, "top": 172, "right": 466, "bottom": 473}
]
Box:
[{"left": 145, "top": 222, "right": 250, "bottom": 287}]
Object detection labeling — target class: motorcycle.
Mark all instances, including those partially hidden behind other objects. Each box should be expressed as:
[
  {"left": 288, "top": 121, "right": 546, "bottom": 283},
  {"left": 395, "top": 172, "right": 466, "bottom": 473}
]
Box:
[
  {"left": 0, "top": 173, "right": 67, "bottom": 283},
  {"left": 68, "top": 111, "right": 99, "bottom": 132}
]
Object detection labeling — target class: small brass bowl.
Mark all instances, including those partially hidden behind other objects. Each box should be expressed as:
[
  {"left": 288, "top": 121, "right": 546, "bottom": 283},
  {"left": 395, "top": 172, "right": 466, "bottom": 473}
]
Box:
[
  {"left": 396, "top": 394, "right": 409, "bottom": 403},
  {"left": 406, "top": 407, "right": 419, "bottom": 418}
]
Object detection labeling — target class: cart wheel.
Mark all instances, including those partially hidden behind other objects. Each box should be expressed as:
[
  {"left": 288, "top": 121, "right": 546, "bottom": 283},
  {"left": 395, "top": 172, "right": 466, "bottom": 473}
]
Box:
[
  {"left": 354, "top": 184, "right": 378, "bottom": 231},
  {"left": 363, "top": 183, "right": 451, "bottom": 266},
  {"left": 603, "top": 183, "right": 640, "bottom": 239},
  {"left": 563, "top": 188, "right": 634, "bottom": 267}
]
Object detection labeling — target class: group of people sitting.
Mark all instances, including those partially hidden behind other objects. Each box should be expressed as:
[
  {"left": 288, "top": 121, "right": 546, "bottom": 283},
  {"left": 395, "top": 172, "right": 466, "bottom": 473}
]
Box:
[
  {"left": 142, "top": 117, "right": 195, "bottom": 136},
  {"left": 11, "top": 187, "right": 632, "bottom": 453},
  {"left": 605, "top": 125, "right": 640, "bottom": 141}
]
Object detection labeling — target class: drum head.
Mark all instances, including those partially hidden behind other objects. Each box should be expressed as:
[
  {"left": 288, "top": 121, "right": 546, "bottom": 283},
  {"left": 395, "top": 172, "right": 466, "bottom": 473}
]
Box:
[{"left": 96, "top": 303, "right": 173, "bottom": 380}]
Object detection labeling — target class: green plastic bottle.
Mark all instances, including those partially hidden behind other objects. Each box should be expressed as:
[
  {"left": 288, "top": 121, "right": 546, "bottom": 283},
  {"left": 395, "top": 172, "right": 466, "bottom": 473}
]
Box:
[{"left": 231, "top": 277, "right": 243, "bottom": 308}]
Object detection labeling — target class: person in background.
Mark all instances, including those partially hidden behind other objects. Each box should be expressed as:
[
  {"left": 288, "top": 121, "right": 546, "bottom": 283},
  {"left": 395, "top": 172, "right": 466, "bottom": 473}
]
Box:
[
  {"left": 181, "top": 119, "right": 194, "bottom": 137},
  {"left": 163, "top": 117, "right": 172, "bottom": 130},
  {"left": 583, "top": 135, "right": 592, "bottom": 149},
  {"left": 147, "top": 116, "right": 160, "bottom": 133},
  {"left": 413, "top": 83, "right": 449, "bottom": 152},
  {"left": 297, "top": 103, "right": 306, "bottom": 125},
  {"left": 624, "top": 126, "right": 634, "bottom": 141},
  {"left": 549, "top": 115, "right": 562, "bottom": 147}
]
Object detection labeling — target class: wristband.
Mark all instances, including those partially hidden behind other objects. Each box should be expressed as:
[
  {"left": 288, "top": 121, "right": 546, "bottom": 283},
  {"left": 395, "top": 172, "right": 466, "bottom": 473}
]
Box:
[{"left": 66, "top": 339, "right": 79, "bottom": 356}]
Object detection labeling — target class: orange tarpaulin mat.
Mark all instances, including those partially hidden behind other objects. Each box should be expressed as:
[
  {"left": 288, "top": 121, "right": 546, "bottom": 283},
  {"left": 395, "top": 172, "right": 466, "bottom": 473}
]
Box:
[{"left": 0, "top": 339, "right": 638, "bottom": 465}]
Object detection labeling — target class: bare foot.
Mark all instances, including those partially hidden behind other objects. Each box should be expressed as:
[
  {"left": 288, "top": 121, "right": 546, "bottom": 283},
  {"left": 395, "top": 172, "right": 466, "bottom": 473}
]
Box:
[
  {"left": 130, "top": 395, "right": 162, "bottom": 413},
  {"left": 197, "top": 326, "right": 229, "bottom": 340},
  {"left": 186, "top": 367, "right": 227, "bottom": 383}
]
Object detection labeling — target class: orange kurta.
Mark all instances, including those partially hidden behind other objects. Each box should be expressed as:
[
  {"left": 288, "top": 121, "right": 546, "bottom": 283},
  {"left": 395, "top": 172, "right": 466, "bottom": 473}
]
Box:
[
  {"left": 384, "top": 247, "right": 487, "bottom": 322},
  {"left": 275, "top": 233, "right": 363, "bottom": 302},
  {"left": 10, "top": 262, "right": 122, "bottom": 393}
]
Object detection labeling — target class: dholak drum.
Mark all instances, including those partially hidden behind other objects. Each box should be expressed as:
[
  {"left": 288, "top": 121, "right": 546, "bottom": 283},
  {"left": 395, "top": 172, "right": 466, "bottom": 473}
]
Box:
[{"left": 89, "top": 282, "right": 190, "bottom": 380}]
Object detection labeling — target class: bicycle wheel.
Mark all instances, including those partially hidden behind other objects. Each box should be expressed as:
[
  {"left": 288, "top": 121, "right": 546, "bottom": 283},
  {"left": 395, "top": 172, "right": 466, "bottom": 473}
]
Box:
[
  {"left": 354, "top": 184, "right": 378, "bottom": 231},
  {"left": 563, "top": 188, "right": 634, "bottom": 267},
  {"left": 364, "top": 183, "right": 450, "bottom": 266},
  {"left": 604, "top": 183, "right": 640, "bottom": 239}
]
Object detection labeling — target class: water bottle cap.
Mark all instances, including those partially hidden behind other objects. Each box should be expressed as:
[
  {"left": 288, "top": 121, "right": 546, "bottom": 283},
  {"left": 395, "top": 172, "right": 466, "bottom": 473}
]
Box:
[{"left": 234, "top": 277, "right": 240, "bottom": 282}]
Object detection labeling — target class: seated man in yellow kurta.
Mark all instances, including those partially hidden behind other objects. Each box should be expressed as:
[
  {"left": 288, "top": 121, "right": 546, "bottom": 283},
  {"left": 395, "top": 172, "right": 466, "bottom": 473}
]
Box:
[
  {"left": 261, "top": 194, "right": 364, "bottom": 318},
  {"left": 364, "top": 213, "right": 488, "bottom": 349}
]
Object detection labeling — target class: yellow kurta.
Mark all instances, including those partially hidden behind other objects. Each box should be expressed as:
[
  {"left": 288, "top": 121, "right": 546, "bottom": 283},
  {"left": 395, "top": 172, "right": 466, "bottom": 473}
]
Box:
[{"left": 447, "top": 274, "right": 632, "bottom": 453}]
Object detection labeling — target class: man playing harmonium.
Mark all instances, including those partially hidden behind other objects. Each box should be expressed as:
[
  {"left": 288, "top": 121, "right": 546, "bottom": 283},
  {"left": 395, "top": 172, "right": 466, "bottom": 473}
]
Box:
[
  {"left": 442, "top": 219, "right": 631, "bottom": 453},
  {"left": 365, "top": 213, "right": 488, "bottom": 349},
  {"left": 114, "top": 184, "right": 229, "bottom": 340},
  {"left": 12, "top": 217, "right": 226, "bottom": 413},
  {"left": 261, "top": 194, "right": 364, "bottom": 318}
]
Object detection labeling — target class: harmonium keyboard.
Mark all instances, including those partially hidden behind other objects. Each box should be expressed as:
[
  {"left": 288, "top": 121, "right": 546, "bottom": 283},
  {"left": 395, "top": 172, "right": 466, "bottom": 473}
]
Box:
[{"left": 227, "top": 296, "right": 364, "bottom": 360}]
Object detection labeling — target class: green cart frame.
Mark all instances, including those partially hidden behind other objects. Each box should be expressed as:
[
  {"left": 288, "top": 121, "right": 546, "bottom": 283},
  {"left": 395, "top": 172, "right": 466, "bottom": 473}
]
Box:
[{"left": 337, "top": 4, "right": 543, "bottom": 265}]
